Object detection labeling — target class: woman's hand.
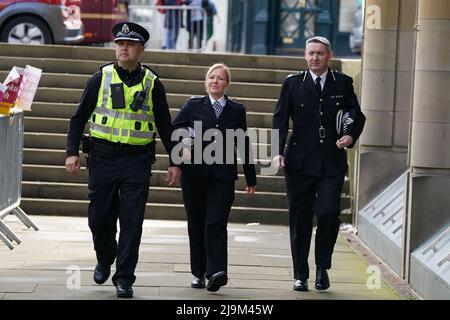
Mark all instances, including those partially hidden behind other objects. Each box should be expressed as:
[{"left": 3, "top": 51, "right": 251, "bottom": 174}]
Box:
[
  {"left": 272, "top": 155, "right": 285, "bottom": 169},
  {"left": 245, "top": 186, "right": 256, "bottom": 195},
  {"left": 166, "top": 166, "right": 182, "bottom": 186}
]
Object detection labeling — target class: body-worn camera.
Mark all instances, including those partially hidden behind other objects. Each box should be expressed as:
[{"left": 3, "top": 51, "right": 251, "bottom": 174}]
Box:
[{"left": 130, "top": 90, "right": 150, "bottom": 112}]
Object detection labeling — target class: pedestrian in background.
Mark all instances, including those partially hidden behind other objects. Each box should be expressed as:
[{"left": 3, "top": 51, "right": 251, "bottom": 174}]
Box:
[
  {"left": 185, "top": 0, "right": 213, "bottom": 50},
  {"left": 159, "top": 0, "right": 183, "bottom": 49},
  {"left": 204, "top": 0, "right": 217, "bottom": 50}
]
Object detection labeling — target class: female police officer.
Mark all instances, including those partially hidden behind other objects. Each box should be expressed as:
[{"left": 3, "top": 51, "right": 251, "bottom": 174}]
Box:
[
  {"left": 65, "top": 22, "right": 181, "bottom": 298},
  {"left": 173, "top": 63, "right": 256, "bottom": 292}
]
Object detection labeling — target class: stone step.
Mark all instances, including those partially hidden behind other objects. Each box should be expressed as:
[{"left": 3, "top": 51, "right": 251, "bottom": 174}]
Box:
[
  {"left": 21, "top": 181, "right": 295, "bottom": 209},
  {"left": 23, "top": 117, "right": 281, "bottom": 143},
  {"left": 24, "top": 117, "right": 70, "bottom": 134},
  {"left": 21, "top": 165, "right": 296, "bottom": 193},
  {"left": 24, "top": 132, "right": 67, "bottom": 149},
  {"left": 27, "top": 102, "right": 75, "bottom": 118},
  {"left": 0, "top": 70, "right": 282, "bottom": 99},
  {"left": 21, "top": 181, "right": 350, "bottom": 210},
  {"left": 1, "top": 43, "right": 354, "bottom": 225},
  {"left": 0, "top": 43, "right": 341, "bottom": 70},
  {"left": 19, "top": 197, "right": 352, "bottom": 225},
  {"left": 22, "top": 164, "right": 350, "bottom": 195},
  {"left": 20, "top": 198, "right": 291, "bottom": 225},
  {"left": 31, "top": 88, "right": 277, "bottom": 113},
  {"left": 0, "top": 57, "right": 295, "bottom": 84},
  {"left": 22, "top": 148, "right": 283, "bottom": 177},
  {"left": 26, "top": 103, "right": 275, "bottom": 129},
  {"left": 22, "top": 161, "right": 349, "bottom": 197},
  {"left": 23, "top": 132, "right": 272, "bottom": 157}
]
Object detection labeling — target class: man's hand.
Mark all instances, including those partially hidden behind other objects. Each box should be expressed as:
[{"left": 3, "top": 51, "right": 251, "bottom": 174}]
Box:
[
  {"left": 166, "top": 166, "right": 181, "bottom": 187},
  {"left": 244, "top": 186, "right": 256, "bottom": 195},
  {"left": 336, "top": 135, "right": 354, "bottom": 149},
  {"left": 65, "top": 156, "right": 81, "bottom": 175},
  {"left": 272, "top": 155, "right": 285, "bottom": 169}
]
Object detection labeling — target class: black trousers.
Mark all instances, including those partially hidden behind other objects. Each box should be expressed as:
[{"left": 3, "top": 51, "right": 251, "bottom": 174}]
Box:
[
  {"left": 181, "top": 173, "right": 235, "bottom": 279},
  {"left": 285, "top": 169, "right": 345, "bottom": 281},
  {"left": 188, "top": 20, "right": 204, "bottom": 49},
  {"left": 87, "top": 151, "right": 152, "bottom": 286}
]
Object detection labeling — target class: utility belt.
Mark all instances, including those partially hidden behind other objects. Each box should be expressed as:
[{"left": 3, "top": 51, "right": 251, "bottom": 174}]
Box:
[
  {"left": 292, "top": 125, "right": 339, "bottom": 140},
  {"left": 84, "top": 136, "right": 155, "bottom": 159}
]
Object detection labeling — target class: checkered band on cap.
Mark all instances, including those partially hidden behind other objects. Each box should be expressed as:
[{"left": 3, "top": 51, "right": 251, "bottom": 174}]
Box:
[
  {"left": 112, "top": 22, "right": 150, "bottom": 44},
  {"left": 116, "top": 30, "right": 145, "bottom": 43}
]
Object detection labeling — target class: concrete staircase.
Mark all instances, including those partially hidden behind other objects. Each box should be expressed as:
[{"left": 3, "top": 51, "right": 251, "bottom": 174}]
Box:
[{"left": 0, "top": 43, "right": 351, "bottom": 225}]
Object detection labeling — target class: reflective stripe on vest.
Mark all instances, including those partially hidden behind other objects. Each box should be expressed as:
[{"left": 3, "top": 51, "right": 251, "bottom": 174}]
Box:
[
  {"left": 90, "top": 123, "right": 154, "bottom": 139},
  {"left": 93, "top": 107, "right": 154, "bottom": 122},
  {"left": 89, "top": 64, "right": 157, "bottom": 145}
]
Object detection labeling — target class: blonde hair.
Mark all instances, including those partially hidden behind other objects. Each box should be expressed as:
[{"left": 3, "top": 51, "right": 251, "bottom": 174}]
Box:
[{"left": 204, "top": 63, "right": 231, "bottom": 91}]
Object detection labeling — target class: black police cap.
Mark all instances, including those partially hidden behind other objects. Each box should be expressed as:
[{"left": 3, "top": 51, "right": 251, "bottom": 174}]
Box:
[{"left": 112, "top": 22, "right": 150, "bottom": 45}]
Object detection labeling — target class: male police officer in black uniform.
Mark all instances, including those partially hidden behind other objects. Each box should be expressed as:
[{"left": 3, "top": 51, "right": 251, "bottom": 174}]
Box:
[
  {"left": 65, "top": 22, "right": 181, "bottom": 298},
  {"left": 272, "top": 36, "right": 365, "bottom": 291}
]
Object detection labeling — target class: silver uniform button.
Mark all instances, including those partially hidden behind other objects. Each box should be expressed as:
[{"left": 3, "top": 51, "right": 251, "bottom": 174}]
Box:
[
  {"left": 320, "top": 140, "right": 324, "bottom": 143},
  {"left": 320, "top": 98, "right": 323, "bottom": 102},
  {"left": 320, "top": 112, "right": 323, "bottom": 115},
  {"left": 336, "top": 102, "right": 340, "bottom": 106},
  {"left": 216, "top": 124, "right": 219, "bottom": 127},
  {"left": 293, "top": 142, "right": 296, "bottom": 146}
]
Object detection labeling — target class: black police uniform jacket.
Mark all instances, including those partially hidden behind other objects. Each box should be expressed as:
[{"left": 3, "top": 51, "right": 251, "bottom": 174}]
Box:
[
  {"left": 173, "top": 96, "right": 257, "bottom": 186},
  {"left": 272, "top": 69, "right": 366, "bottom": 177}
]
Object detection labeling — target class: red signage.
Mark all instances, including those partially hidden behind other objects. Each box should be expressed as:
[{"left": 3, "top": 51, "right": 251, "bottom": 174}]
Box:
[{"left": 0, "top": 67, "right": 24, "bottom": 115}]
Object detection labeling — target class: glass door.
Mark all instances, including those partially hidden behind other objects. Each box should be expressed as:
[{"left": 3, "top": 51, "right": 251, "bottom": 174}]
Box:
[{"left": 276, "top": 0, "right": 322, "bottom": 54}]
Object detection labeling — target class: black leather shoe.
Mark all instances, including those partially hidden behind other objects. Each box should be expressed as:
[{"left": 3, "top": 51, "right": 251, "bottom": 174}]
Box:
[
  {"left": 116, "top": 282, "right": 133, "bottom": 298},
  {"left": 93, "top": 263, "right": 111, "bottom": 285},
  {"left": 293, "top": 279, "right": 308, "bottom": 291},
  {"left": 191, "top": 275, "right": 206, "bottom": 289},
  {"left": 206, "top": 271, "right": 228, "bottom": 292},
  {"left": 314, "top": 268, "right": 330, "bottom": 290}
]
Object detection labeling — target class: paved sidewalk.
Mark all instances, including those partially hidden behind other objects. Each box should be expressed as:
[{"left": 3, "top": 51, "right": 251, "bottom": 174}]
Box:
[{"left": 0, "top": 215, "right": 402, "bottom": 300}]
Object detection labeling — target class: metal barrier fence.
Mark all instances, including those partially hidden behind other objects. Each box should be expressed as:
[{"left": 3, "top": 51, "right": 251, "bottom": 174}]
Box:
[
  {"left": 0, "top": 109, "right": 38, "bottom": 250},
  {"left": 128, "top": 4, "right": 208, "bottom": 51}
]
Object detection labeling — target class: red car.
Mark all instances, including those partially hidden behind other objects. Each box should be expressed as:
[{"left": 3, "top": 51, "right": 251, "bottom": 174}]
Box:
[
  {"left": 0, "top": 0, "right": 128, "bottom": 45},
  {"left": 0, "top": 0, "right": 84, "bottom": 44},
  {"left": 80, "top": 0, "right": 128, "bottom": 44}
]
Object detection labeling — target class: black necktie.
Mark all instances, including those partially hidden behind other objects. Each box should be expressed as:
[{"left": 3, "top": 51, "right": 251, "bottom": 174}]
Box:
[{"left": 315, "top": 76, "right": 322, "bottom": 95}]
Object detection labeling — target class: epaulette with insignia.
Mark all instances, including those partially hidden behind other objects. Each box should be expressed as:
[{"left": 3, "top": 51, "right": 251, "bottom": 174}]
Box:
[
  {"left": 189, "top": 95, "right": 205, "bottom": 100},
  {"left": 331, "top": 69, "right": 349, "bottom": 81},
  {"left": 143, "top": 65, "right": 159, "bottom": 78},
  {"left": 301, "top": 70, "right": 308, "bottom": 82},
  {"left": 286, "top": 70, "right": 305, "bottom": 79},
  {"left": 99, "top": 62, "right": 114, "bottom": 70},
  {"left": 228, "top": 97, "right": 244, "bottom": 106}
]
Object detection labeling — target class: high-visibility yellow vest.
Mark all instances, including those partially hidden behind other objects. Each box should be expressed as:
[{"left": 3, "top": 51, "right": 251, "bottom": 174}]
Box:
[{"left": 89, "top": 64, "right": 157, "bottom": 145}]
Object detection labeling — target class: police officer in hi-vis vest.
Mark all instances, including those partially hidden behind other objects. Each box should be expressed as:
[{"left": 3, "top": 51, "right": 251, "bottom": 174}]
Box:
[
  {"left": 272, "top": 36, "right": 365, "bottom": 292},
  {"left": 65, "top": 22, "right": 181, "bottom": 298}
]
